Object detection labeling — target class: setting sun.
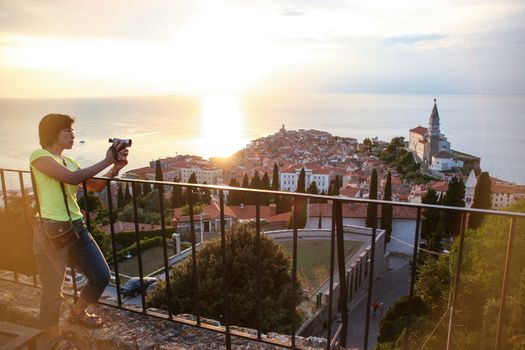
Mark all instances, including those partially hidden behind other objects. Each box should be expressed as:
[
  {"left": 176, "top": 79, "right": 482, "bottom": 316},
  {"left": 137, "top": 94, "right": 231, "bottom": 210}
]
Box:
[{"left": 199, "top": 95, "right": 247, "bottom": 158}]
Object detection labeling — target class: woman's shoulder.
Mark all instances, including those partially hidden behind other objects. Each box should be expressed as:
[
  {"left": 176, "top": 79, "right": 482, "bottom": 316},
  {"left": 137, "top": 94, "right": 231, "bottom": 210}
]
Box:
[{"left": 30, "top": 149, "right": 53, "bottom": 163}]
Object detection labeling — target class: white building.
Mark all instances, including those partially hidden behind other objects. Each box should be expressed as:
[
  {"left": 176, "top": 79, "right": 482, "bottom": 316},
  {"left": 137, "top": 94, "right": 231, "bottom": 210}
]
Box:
[
  {"left": 280, "top": 165, "right": 331, "bottom": 193},
  {"left": 464, "top": 170, "right": 477, "bottom": 208},
  {"left": 430, "top": 151, "right": 464, "bottom": 171},
  {"left": 409, "top": 99, "right": 454, "bottom": 168}
]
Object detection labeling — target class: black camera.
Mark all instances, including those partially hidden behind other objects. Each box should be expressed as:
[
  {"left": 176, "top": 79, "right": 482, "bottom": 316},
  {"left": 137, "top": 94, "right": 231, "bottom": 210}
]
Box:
[{"left": 108, "top": 138, "right": 132, "bottom": 147}]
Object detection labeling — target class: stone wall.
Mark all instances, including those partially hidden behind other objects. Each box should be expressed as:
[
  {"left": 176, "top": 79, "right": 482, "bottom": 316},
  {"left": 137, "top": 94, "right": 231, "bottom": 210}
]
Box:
[{"left": 0, "top": 278, "right": 327, "bottom": 350}]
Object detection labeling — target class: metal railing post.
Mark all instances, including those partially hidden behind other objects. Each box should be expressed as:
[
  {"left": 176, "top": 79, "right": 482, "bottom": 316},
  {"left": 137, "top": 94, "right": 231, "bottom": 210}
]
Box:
[
  {"left": 326, "top": 204, "right": 336, "bottom": 350},
  {"left": 495, "top": 217, "right": 517, "bottom": 350},
  {"left": 187, "top": 186, "right": 201, "bottom": 326},
  {"left": 335, "top": 200, "right": 348, "bottom": 348},
  {"left": 158, "top": 181, "right": 173, "bottom": 319},
  {"left": 403, "top": 207, "right": 422, "bottom": 350},
  {"left": 105, "top": 180, "right": 122, "bottom": 307},
  {"left": 131, "top": 182, "right": 147, "bottom": 313},
  {"left": 219, "top": 190, "right": 232, "bottom": 349},
  {"left": 363, "top": 200, "right": 378, "bottom": 350},
  {"left": 446, "top": 212, "right": 469, "bottom": 350}
]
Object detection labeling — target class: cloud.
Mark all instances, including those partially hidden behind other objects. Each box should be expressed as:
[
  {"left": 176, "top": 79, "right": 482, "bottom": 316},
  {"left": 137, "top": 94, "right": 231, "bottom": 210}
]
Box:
[
  {"left": 280, "top": 9, "right": 304, "bottom": 16},
  {"left": 383, "top": 34, "right": 447, "bottom": 46}
]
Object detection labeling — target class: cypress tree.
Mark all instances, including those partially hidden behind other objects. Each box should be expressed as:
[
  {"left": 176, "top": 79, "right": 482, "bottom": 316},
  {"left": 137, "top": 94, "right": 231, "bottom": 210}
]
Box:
[
  {"left": 200, "top": 181, "right": 212, "bottom": 205},
  {"left": 143, "top": 182, "right": 151, "bottom": 196},
  {"left": 271, "top": 163, "right": 279, "bottom": 191},
  {"left": 171, "top": 177, "right": 183, "bottom": 209},
  {"left": 445, "top": 177, "right": 466, "bottom": 235},
  {"left": 469, "top": 172, "right": 492, "bottom": 229},
  {"left": 228, "top": 178, "right": 242, "bottom": 206},
  {"left": 307, "top": 181, "right": 319, "bottom": 195},
  {"left": 187, "top": 172, "right": 198, "bottom": 204},
  {"left": 261, "top": 172, "right": 271, "bottom": 190},
  {"left": 261, "top": 172, "right": 271, "bottom": 205},
  {"left": 366, "top": 169, "right": 378, "bottom": 228},
  {"left": 421, "top": 189, "right": 440, "bottom": 245},
  {"left": 241, "top": 173, "right": 249, "bottom": 205},
  {"left": 380, "top": 171, "right": 393, "bottom": 242},
  {"left": 124, "top": 183, "right": 132, "bottom": 206},
  {"left": 296, "top": 168, "right": 306, "bottom": 193},
  {"left": 117, "top": 183, "right": 124, "bottom": 210},
  {"left": 155, "top": 159, "right": 163, "bottom": 182}
]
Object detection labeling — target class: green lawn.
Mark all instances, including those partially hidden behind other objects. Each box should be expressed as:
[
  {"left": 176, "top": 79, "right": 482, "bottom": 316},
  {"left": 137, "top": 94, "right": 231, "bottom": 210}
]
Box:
[
  {"left": 117, "top": 246, "right": 170, "bottom": 277},
  {"left": 278, "top": 240, "right": 363, "bottom": 294}
]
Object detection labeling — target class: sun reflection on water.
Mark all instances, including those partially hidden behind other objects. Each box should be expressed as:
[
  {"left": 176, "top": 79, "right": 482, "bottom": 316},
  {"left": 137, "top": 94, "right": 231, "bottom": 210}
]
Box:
[{"left": 199, "top": 95, "right": 247, "bottom": 159}]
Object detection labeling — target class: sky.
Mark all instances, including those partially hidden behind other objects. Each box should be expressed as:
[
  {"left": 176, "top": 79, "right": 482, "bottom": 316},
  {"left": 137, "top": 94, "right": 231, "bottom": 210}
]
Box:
[{"left": 0, "top": 0, "right": 524, "bottom": 97}]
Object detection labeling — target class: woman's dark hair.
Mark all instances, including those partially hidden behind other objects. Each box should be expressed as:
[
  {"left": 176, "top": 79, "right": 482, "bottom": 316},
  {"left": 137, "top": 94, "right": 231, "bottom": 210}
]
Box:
[{"left": 38, "top": 114, "right": 75, "bottom": 148}]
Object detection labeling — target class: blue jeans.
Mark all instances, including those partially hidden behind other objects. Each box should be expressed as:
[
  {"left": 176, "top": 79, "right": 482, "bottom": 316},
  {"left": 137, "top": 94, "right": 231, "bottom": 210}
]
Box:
[{"left": 33, "top": 219, "right": 110, "bottom": 327}]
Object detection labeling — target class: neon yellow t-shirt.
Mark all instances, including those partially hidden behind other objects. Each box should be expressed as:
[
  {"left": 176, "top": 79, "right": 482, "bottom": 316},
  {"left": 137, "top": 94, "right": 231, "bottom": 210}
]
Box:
[{"left": 29, "top": 149, "right": 83, "bottom": 221}]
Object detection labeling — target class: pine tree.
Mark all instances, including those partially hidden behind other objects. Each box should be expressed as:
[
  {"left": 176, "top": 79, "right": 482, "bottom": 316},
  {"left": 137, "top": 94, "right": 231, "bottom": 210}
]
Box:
[
  {"left": 296, "top": 168, "right": 306, "bottom": 193},
  {"left": 333, "top": 175, "right": 341, "bottom": 196},
  {"left": 380, "top": 171, "right": 393, "bottom": 242},
  {"left": 307, "top": 181, "right": 319, "bottom": 195},
  {"left": 468, "top": 172, "right": 492, "bottom": 229},
  {"left": 366, "top": 169, "right": 378, "bottom": 228}
]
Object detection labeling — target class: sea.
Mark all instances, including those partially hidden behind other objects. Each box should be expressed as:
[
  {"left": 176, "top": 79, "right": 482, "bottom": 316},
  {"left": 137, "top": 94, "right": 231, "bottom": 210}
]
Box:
[{"left": 1, "top": 93, "right": 524, "bottom": 190}]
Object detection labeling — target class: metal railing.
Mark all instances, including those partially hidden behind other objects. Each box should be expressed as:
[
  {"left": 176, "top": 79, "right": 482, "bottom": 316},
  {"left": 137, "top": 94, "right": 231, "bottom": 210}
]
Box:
[{"left": 0, "top": 167, "right": 524, "bottom": 350}]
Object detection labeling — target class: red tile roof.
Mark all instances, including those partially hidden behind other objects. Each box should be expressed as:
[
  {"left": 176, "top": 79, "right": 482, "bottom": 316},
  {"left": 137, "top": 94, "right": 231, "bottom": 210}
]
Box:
[
  {"left": 309, "top": 203, "right": 418, "bottom": 219},
  {"left": 410, "top": 126, "right": 428, "bottom": 136}
]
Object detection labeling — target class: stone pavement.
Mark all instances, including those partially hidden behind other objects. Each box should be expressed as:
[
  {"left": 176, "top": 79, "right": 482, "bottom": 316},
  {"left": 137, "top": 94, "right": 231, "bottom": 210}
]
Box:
[{"left": 330, "top": 256, "right": 411, "bottom": 350}]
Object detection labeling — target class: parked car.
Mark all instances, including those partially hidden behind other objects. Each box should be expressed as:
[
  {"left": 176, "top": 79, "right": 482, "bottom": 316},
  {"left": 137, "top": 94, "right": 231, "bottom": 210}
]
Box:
[
  {"left": 121, "top": 277, "right": 158, "bottom": 297},
  {"left": 63, "top": 267, "right": 87, "bottom": 290}
]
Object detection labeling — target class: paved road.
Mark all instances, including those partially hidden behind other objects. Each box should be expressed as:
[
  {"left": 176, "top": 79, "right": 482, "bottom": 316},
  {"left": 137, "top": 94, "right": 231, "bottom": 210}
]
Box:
[{"left": 330, "top": 256, "right": 411, "bottom": 350}]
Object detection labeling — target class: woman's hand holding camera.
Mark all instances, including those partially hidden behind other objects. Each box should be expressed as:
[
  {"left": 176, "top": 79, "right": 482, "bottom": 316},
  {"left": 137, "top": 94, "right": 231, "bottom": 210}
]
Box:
[{"left": 105, "top": 140, "right": 129, "bottom": 175}]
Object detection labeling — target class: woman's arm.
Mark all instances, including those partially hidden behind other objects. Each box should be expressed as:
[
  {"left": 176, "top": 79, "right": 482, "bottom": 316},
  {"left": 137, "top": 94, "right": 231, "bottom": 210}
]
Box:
[
  {"left": 85, "top": 149, "right": 129, "bottom": 192},
  {"left": 31, "top": 145, "right": 125, "bottom": 185}
]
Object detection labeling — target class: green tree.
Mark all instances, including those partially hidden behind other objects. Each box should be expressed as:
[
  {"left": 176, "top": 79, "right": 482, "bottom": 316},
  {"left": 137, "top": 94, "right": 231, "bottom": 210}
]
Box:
[
  {"left": 142, "top": 182, "right": 151, "bottom": 196},
  {"left": 200, "top": 181, "right": 212, "bottom": 205},
  {"left": 187, "top": 172, "right": 198, "bottom": 204},
  {"left": 442, "top": 177, "right": 466, "bottom": 237},
  {"left": 155, "top": 159, "right": 163, "bottom": 182},
  {"left": 147, "top": 222, "right": 303, "bottom": 333},
  {"left": 380, "top": 171, "right": 393, "bottom": 243},
  {"left": 468, "top": 172, "right": 492, "bottom": 229},
  {"left": 78, "top": 191, "right": 104, "bottom": 213},
  {"left": 366, "top": 169, "right": 378, "bottom": 228},
  {"left": 124, "top": 183, "right": 132, "bottom": 206},
  {"left": 296, "top": 168, "right": 306, "bottom": 193},
  {"left": 241, "top": 173, "right": 250, "bottom": 205},
  {"left": 421, "top": 189, "right": 441, "bottom": 249},
  {"left": 271, "top": 163, "right": 279, "bottom": 191},
  {"left": 0, "top": 196, "right": 37, "bottom": 275},
  {"left": 260, "top": 172, "right": 271, "bottom": 205},
  {"left": 227, "top": 178, "right": 242, "bottom": 206},
  {"left": 171, "top": 177, "right": 184, "bottom": 209},
  {"left": 271, "top": 163, "right": 280, "bottom": 209},
  {"left": 117, "top": 183, "right": 124, "bottom": 210},
  {"left": 307, "top": 180, "right": 319, "bottom": 195}
]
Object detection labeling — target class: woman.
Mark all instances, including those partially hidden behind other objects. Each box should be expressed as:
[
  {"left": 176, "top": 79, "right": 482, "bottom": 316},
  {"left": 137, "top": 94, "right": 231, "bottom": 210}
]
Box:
[{"left": 30, "top": 114, "right": 129, "bottom": 350}]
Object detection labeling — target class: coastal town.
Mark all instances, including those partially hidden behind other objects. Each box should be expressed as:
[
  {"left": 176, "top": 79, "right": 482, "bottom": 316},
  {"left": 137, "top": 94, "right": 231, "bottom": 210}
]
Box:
[{"left": 123, "top": 99, "right": 525, "bottom": 217}]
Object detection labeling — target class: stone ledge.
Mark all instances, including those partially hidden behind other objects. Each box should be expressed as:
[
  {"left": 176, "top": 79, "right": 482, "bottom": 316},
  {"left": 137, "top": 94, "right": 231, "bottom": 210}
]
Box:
[{"left": 0, "top": 279, "right": 327, "bottom": 349}]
